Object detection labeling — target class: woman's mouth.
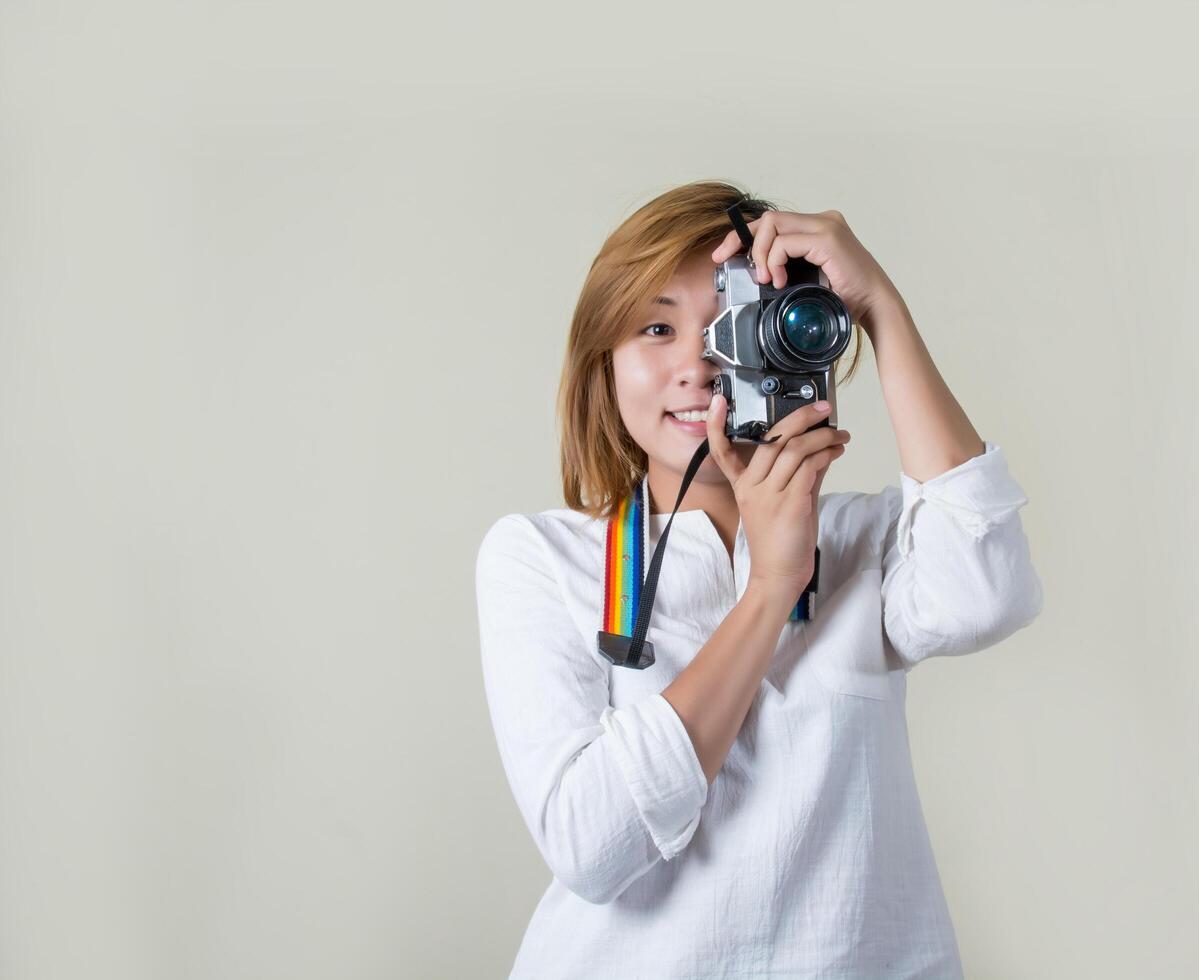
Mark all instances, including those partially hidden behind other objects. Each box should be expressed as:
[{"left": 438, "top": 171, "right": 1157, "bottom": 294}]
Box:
[{"left": 665, "top": 409, "right": 708, "bottom": 435}]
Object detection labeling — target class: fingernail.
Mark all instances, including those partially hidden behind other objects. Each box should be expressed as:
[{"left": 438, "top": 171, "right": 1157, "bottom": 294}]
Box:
[{"left": 815, "top": 400, "right": 830, "bottom": 411}]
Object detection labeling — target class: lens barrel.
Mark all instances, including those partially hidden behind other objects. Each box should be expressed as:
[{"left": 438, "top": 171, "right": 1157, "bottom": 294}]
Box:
[{"left": 759, "top": 285, "right": 851, "bottom": 368}]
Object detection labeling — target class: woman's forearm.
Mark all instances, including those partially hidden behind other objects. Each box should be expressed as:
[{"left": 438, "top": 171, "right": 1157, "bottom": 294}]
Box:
[
  {"left": 661, "top": 578, "right": 800, "bottom": 786},
  {"left": 862, "top": 290, "right": 985, "bottom": 483}
]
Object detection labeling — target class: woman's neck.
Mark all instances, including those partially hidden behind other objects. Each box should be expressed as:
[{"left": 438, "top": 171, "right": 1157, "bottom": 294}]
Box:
[{"left": 646, "top": 465, "right": 740, "bottom": 562}]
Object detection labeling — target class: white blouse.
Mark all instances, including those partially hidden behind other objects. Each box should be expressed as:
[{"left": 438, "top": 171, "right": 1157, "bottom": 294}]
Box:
[{"left": 475, "top": 440, "right": 1044, "bottom": 978}]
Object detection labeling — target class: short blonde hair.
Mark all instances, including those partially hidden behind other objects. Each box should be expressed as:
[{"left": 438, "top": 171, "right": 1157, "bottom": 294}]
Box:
[{"left": 556, "top": 180, "right": 865, "bottom": 521}]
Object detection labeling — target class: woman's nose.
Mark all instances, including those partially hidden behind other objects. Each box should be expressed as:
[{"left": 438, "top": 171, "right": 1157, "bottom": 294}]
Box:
[{"left": 675, "top": 351, "right": 719, "bottom": 386}]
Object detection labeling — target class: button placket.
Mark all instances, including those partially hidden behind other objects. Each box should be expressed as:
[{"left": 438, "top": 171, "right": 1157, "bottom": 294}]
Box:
[
  {"left": 648, "top": 511, "right": 743, "bottom": 617},
  {"left": 695, "top": 512, "right": 739, "bottom": 607}
]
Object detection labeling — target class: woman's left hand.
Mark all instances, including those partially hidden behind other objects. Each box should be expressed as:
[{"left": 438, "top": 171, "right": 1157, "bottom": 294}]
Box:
[{"left": 710, "top": 209, "right": 900, "bottom": 325}]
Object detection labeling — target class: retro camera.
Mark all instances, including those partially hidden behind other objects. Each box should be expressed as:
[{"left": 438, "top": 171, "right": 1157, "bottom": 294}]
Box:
[{"left": 702, "top": 210, "right": 853, "bottom": 442}]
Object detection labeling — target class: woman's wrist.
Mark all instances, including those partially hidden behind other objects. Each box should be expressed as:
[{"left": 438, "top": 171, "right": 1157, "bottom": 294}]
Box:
[
  {"left": 859, "top": 287, "right": 911, "bottom": 343},
  {"left": 744, "top": 574, "right": 812, "bottom": 621}
]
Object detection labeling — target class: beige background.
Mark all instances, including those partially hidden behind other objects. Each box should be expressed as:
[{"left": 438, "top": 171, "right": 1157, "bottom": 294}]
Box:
[{"left": 2, "top": 1, "right": 1196, "bottom": 977}]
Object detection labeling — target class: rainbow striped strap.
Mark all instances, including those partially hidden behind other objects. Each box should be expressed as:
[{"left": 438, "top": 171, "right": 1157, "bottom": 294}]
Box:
[
  {"left": 596, "top": 477, "right": 654, "bottom": 668},
  {"left": 601, "top": 475, "right": 648, "bottom": 637}
]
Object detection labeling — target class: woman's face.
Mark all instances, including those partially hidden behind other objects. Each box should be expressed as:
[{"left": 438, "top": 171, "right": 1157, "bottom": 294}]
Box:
[{"left": 612, "top": 248, "right": 755, "bottom": 489}]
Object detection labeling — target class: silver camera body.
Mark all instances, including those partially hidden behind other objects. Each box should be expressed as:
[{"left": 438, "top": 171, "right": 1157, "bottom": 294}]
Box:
[{"left": 702, "top": 252, "right": 852, "bottom": 442}]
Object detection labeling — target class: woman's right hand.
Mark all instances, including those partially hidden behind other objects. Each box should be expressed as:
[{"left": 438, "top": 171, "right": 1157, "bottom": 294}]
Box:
[{"left": 705, "top": 394, "right": 851, "bottom": 602}]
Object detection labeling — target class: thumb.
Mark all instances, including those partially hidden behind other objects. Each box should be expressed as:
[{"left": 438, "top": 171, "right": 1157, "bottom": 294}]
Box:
[{"left": 706, "top": 393, "right": 746, "bottom": 484}]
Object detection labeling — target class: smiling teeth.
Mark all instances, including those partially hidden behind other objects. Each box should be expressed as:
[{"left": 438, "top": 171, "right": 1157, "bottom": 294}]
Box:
[{"left": 671, "top": 410, "right": 709, "bottom": 422}]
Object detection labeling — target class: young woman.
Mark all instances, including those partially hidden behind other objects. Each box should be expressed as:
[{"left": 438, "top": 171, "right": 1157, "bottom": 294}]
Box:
[{"left": 475, "top": 181, "right": 1044, "bottom": 978}]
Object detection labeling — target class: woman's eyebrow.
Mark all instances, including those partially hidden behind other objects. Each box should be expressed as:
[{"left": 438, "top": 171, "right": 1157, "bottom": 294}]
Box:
[{"left": 652, "top": 296, "right": 677, "bottom": 306}]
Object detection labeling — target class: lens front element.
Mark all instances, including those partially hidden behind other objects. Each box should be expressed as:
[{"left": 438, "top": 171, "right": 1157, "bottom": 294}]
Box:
[
  {"left": 761, "top": 286, "right": 851, "bottom": 367},
  {"left": 782, "top": 297, "right": 839, "bottom": 355}
]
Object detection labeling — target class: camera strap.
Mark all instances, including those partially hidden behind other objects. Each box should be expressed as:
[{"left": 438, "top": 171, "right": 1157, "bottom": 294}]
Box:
[
  {"left": 594, "top": 197, "right": 820, "bottom": 669},
  {"left": 596, "top": 436, "right": 820, "bottom": 670}
]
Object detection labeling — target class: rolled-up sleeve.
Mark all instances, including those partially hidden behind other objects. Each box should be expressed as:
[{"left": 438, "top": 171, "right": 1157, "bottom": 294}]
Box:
[
  {"left": 475, "top": 514, "right": 709, "bottom": 905},
  {"left": 880, "top": 440, "right": 1045, "bottom": 669}
]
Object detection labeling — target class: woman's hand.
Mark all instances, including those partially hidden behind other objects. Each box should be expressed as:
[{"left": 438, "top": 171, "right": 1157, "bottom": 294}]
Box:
[
  {"left": 705, "top": 394, "right": 851, "bottom": 600},
  {"left": 710, "top": 209, "right": 900, "bottom": 325}
]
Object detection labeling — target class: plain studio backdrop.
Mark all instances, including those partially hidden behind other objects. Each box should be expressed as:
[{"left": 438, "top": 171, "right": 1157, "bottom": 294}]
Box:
[{"left": 1, "top": 1, "right": 1195, "bottom": 977}]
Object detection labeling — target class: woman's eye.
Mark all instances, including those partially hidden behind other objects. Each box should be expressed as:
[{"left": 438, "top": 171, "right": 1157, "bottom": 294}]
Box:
[{"left": 642, "top": 323, "right": 674, "bottom": 337}]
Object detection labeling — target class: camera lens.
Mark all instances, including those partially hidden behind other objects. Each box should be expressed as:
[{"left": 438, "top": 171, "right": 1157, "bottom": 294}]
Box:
[
  {"left": 781, "top": 298, "right": 838, "bottom": 355},
  {"left": 759, "top": 286, "right": 852, "bottom": 369}
]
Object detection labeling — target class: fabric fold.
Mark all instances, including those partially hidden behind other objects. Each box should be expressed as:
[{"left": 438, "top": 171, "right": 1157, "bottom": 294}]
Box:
[
  {"left": 599, "top": 694, "right": 709, "bottom": 861},
  {"left": 895, "top": 440, "right": 1030, "bottom": 560},
  {"left": 881, "top": 439, "right": 1044, "bottom": 667}
]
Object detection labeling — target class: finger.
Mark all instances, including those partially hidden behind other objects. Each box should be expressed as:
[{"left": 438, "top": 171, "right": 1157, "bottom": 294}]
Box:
[
  {"left": 784, "top": 443, "right": 846, "bottom": 500},
  {"left": 705, "top": 392, "right": 746, "bottom": 484},
  {"left": 763, "top": 400, "right": 834, "bottom": 443},
  {"left": 751, "top": 213, "right": 776, "bottom": 285},
  {"left": 710, "top": 230, "right": 739, "bottom": 263},
  {"left": 764, "top": 211, "right": 838, "bottom": 235},
  {"left": 762, "top": 426, "right": 849, "bottom": 494},
  {"left": 765, "top": 231, "right": 819, "bottom": 290},
  {"left": 741, "top": 401, "right": 833, "bottom": 487},
  {"left": 705, "top": 227, "right": 733, "bottom": 260},
  {"left": 767, "top": 425, "right": 848, "bottom": 493},
  {"left": 710, "top": 218, "right": 761, "bottom": 263}
]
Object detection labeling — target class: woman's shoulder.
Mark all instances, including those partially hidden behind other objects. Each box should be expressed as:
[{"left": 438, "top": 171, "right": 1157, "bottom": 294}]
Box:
[{"left": 476, "top": 507, "right": 608, "bottom": 574}]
